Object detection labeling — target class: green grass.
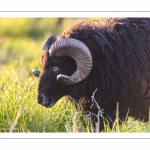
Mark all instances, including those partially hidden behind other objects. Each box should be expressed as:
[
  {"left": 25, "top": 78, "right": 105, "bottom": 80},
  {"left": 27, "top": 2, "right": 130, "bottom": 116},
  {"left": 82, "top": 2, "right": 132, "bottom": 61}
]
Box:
[
  {"left": 0, "top": 68, "right": 86, "bottom": 132},
  {"left": 0, "top": 18, "right": 149, "bottom": 132},
  {"left": 0, "top": 68, "right": 149, "bottom": 132}
]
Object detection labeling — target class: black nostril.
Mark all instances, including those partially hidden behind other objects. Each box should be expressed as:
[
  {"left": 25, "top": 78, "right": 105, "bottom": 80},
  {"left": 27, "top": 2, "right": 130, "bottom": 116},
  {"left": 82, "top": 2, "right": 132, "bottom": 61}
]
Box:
[{"left": 38, "top": 95, "right": 44, "bottom": 104}]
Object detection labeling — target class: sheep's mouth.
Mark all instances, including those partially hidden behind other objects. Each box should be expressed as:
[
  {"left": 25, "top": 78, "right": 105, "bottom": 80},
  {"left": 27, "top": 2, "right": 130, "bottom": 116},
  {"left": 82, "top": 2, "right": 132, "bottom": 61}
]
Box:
[
  {"left": 44, "top": 98, "right": 57, "bottom": 108},
  {"left": 38, "top": 84, "right": 65, "bottom": 108},
  {"left": 38, "top": 94, "right": 58, "bottom": 108}
]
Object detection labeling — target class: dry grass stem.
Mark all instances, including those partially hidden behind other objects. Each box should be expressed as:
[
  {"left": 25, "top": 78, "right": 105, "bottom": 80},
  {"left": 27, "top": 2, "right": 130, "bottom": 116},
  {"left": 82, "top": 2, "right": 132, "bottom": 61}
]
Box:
[
  {"left": 72, "top": 112, "right": 78, "bottom": 132},
  {"left": 9, "top": 107, "right": 22, "bottom": 132}
]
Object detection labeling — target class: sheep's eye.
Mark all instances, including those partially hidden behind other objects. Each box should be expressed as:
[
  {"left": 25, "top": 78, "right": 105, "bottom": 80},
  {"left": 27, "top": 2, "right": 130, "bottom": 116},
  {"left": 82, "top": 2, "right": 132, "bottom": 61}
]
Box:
[{"left": 52, "top": 67, "right": 59, "bottom": 72}]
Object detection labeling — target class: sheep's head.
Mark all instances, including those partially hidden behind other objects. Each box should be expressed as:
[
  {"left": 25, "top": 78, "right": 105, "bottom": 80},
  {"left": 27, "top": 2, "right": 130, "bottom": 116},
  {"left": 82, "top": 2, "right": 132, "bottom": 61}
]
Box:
[{"left": 32, "top": 35, "right": 92, "bottom": 108}]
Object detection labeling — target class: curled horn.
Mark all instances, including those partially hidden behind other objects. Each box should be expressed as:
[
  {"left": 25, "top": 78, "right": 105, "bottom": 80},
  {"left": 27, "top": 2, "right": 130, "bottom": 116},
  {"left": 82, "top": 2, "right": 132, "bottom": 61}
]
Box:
[
  {"left": 47, "top": 37, "right": 92, "bottom": 84},
  {"left": 42, "top": 36, "right": 57, "bottom": 51}
]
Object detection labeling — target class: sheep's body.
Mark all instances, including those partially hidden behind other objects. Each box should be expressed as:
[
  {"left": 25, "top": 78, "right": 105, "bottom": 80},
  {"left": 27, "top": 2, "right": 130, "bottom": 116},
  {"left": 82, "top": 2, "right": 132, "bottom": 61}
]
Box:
[{"left": 35, "top": 18, "right": 150, "bottom": 131}]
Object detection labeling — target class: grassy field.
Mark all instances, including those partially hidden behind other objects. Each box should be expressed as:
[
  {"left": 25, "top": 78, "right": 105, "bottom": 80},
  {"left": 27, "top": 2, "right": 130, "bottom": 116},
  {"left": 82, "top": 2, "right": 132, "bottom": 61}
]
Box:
[{"left": 0, "top": 18, "right": 149, "bottom": 132}]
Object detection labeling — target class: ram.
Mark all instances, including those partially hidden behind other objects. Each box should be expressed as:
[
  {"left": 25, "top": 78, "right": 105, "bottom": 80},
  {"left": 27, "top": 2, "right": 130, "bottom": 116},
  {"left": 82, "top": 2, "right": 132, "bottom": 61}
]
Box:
[{"left": 32, "top": 18, "right": 150, "bottom": 131}]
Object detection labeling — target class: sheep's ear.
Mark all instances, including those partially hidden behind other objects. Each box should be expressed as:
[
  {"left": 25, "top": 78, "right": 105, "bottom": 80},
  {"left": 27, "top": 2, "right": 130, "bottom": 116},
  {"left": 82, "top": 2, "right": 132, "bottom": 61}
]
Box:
[{"left": 32, "top": 69, "right": 41, "bottom": 77}]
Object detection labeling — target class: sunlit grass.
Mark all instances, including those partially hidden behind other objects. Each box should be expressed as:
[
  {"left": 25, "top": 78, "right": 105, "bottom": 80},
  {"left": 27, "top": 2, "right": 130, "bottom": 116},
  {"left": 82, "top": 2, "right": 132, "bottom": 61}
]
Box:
[
  {"left": 0, "top": 68, "right": 148, "bottom": 132},
  {"left": 0, "top": 68, "right": 78, "bottom": 132}
]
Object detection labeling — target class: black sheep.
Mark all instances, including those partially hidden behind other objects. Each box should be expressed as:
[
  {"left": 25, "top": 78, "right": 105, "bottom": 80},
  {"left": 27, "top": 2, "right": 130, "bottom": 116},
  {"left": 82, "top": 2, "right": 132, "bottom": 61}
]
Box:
[{"left": 32, "top": 18, "right": 150, "bottom": 131}]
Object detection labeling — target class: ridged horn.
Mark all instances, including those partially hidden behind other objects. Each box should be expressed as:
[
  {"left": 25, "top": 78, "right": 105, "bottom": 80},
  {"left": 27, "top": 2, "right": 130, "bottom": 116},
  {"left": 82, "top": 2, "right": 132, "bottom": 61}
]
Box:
[
  {"left": 49, "top": 38, "right": 92, "bottom": 84},
  {"left": 42, "top": 36, "right": 56, "bottom": 51}
]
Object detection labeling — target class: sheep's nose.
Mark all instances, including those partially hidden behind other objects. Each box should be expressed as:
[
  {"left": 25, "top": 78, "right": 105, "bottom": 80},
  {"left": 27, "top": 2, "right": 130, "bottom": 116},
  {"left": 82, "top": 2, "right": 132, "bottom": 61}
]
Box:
[
  {"left": 38, "top": 95, "right": 48, "bottom": 106},
  {"left": 38, "top": 95, "right": 44, "bottom": 104}
]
